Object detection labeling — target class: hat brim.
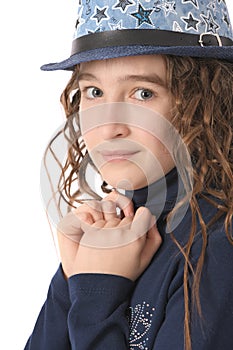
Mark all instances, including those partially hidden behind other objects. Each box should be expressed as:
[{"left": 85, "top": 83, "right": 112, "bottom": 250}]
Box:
[{"left": 41, "top": 44, "right": 233, "bottom": 71}]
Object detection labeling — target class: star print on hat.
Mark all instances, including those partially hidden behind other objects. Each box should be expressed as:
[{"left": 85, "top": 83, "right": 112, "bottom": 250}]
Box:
[
  {"left": 131, "top": 4, "right": 153, "bottom": 26},
  {"left": 114, "top": 0, "right": 134, "bottom": 12},
  {"left": 72, "top": 0, "right": 232, "bottom": 38},
  {"left": 41, "top": 0, "right": 233, "bottom": 71}
]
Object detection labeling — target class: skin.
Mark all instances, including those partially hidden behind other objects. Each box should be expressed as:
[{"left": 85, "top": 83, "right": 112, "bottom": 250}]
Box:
[
  {"left": 58, "top": 55, "right": 175, "bottom": 281},
  {"left": 78, "top": 55, "right": 175, "bottom": 189},
  {"left": 58, "top": 191, "right": 162, "bottom": 281}
]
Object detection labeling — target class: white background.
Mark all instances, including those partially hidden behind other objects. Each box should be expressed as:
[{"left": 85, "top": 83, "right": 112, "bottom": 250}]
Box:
[{"left": 1, "top": 1, "right": 233, "bottom": 349}]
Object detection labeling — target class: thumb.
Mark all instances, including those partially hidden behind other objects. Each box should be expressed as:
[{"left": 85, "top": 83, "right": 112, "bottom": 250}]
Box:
[{"left": 140, "top": 217, "right": 162, "bottom": 268}]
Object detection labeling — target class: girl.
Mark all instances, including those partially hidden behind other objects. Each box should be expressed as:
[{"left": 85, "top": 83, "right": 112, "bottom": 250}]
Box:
[{"left": 25, "top": 1, "right": 233, "bottom": 349}]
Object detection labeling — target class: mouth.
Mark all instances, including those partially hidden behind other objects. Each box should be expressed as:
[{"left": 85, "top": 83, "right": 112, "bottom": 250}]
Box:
[{"left": 99, "top": 150, "right": 139, "bottom": 162}]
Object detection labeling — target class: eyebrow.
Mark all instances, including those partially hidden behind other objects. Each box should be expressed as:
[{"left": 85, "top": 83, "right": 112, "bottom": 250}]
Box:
[{"left": 78, "top": 72, "right": 167, "bottom": 88}]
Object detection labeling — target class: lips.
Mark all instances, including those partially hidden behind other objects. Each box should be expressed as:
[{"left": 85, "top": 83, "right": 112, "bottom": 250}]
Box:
[{"left": 100, "top": 150, "right": 139, "bottom": 162}]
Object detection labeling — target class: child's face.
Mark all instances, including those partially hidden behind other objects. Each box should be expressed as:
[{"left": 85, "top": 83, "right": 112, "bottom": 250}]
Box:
[{"left": 78, "top": 55, "right": 175, "bottom": 190}]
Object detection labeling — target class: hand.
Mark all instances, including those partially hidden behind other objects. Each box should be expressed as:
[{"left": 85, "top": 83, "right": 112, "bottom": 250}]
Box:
[
  {"left": 57, "top": 191, "right": 162, "bottom": 281},
  {"left": 57, "top": 190, "right": 134, "bottom": 242},
  {"left": 57, "top": 191, "right": 134, "bottom": 278}
]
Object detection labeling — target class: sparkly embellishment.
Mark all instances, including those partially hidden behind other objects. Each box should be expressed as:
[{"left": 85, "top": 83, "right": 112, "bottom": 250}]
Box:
[
  {"left": 131, "top": 3, "right": 154, "bottom": 27},
  {"left": 127, "top": 302, "right": 156, "bottom": 349}
]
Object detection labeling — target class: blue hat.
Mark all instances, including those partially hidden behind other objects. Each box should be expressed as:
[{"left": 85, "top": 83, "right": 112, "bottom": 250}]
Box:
[{"left": 41, "top": 0, "right": 233, "bottom": 71}]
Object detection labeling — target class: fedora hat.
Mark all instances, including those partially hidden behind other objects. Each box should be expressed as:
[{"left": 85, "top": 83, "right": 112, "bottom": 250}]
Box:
[{"left": 41, "top": 0, "right": 233, "bottom": 71}]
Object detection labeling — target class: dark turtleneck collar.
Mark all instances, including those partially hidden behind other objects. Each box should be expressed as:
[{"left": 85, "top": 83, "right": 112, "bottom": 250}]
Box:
[{"left": 125, "top": 167, "right": 180, "bottom": 222}]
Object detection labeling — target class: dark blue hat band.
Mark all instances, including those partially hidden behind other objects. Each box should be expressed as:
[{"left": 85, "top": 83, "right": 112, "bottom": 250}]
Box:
[{"left": 71, "top": 29, "right": 233, "bottom": 55}]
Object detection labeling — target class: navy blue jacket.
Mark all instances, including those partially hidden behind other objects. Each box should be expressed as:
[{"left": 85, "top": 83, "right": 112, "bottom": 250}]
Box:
[{"left": 25, "top": 169, "right": 233, "bottom": 349}]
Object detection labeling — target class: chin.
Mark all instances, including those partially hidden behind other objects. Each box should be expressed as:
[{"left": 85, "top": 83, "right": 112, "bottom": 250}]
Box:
[
  {"left": 102, "top": 175, "right": 147, "bottom": 191},
  {"left": 100, "top": 164, "right": 166, "bottom": 191}
]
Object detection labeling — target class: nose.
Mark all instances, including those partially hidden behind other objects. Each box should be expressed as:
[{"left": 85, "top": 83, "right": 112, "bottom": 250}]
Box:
[
  {"left": 100, "top": 122, "right": 130, "bottom": 140},
  {"left": 99, "top": 103, "right": 131, "bottom": 139}
]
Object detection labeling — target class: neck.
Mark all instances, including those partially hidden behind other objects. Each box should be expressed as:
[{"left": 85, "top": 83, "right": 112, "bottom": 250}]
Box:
[{"left": 124, "top": 168, "right": 190, "bottom": 230}]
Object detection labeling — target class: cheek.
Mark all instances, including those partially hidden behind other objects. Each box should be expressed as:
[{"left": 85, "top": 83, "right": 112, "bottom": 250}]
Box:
[
  {"left": 82, "top": 129, "right": 99, "bottom": 150},
  {"left": 133, "top": 129, "right": 169, "bottom": 155}
]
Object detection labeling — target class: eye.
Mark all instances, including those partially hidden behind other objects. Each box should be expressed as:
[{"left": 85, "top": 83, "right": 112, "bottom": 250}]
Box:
[
  {"left": 134, "top": 88, "right": 153, "bottom": 101},
  {"left": 86, "top": 87, "right": 103, "bottom": 99}
]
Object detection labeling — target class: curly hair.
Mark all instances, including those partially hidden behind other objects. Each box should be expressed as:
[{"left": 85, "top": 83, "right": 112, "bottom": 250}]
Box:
[
  {"left": 44, "top": 55, "right": 233, "bottom": 349},
  {"left": 165, "top": 56, "right": 233, "bottom": 349}
]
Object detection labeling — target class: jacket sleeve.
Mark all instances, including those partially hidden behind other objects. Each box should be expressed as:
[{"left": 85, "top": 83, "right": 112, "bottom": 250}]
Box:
[
  {"left": 24, "top": 265, "right": 71, "bottom": 350},
  {"left": 67, "top": 273, "right": 134, "bottom": 350},
  {"left": 153, "top": 234, "right": 233, "bottom": 350}
]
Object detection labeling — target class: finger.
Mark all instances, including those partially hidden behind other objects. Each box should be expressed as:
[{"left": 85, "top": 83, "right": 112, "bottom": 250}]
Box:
[
  {"left": 101, "top": 200, "right": 117, "bottom": 221},
  {"left": 104, "top": 218, "right": 121, "bottom": 228},
  {"left": 76, "top": 212, "right": 95, "bottom": 225},
  {"left": 130, "top": 207, "right": 153, "bottom": 238},
  {"left": 104, "top": 190, "right": 134, "bottom": 217},
  {"left": 76, "top": 200, "right": 104, "bottom": 222},
  {"left": 57, "top": 210, "right": 97, "bottom": 243},
  {"left": 141, "top": 220, "right": 162, "bottom": 267},
  {"left": 79, "top": 219, "right": 110, "bottom": 248},
  {"left": 57, "top": 211, "right": 84, "bottom": 240},
  {"left": 117, "top": 216, "right": 133, "bottom": 228},
  {"left": 91, "top": 219, "right": 106, "bottom": 228}
]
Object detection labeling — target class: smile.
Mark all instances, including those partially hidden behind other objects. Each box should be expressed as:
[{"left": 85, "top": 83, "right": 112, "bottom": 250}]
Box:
[{"left": 100, "top": 150, "right": 139, "bottom": 162}]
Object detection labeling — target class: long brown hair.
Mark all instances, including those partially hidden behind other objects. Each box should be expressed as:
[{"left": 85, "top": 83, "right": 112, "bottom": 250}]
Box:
[
  {"left": 45, "top": 55, "right": 233, "bottom": 349},
  {"left": 165, "top": 56, "right": 233, "bottom": 349}
]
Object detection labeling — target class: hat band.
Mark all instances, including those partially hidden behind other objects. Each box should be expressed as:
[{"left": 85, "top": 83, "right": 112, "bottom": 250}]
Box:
[{"left": 71, "top": 29, "right": 233, "bottom": 56}]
